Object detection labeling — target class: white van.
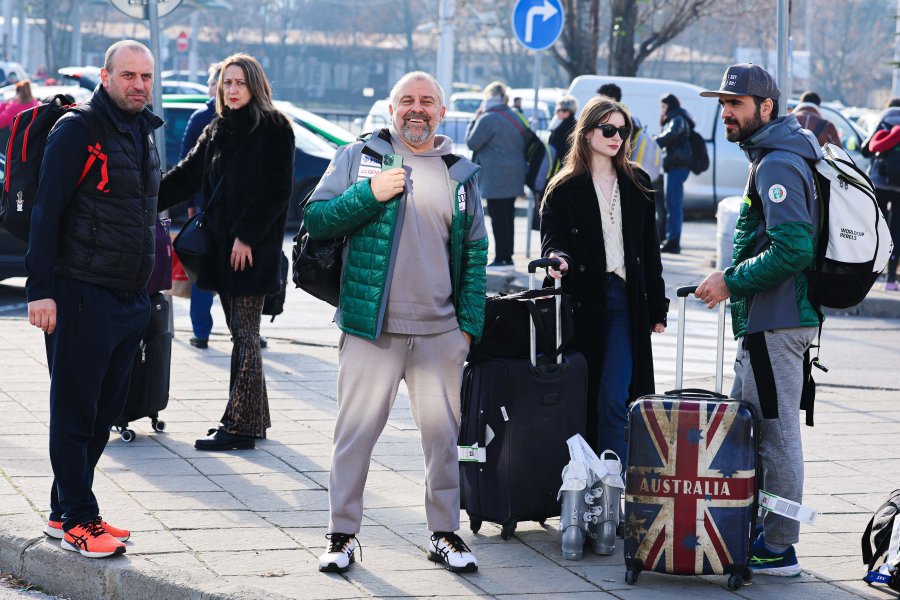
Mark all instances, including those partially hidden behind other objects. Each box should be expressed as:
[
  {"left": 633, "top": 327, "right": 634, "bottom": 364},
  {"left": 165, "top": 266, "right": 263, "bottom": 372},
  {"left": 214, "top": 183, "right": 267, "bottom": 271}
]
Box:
[
  {"left": 567, "top": 75, "right": 746, "bottom": 212},
  {"left": 567, "top": 76, "right": 872, "bottom": 213}
]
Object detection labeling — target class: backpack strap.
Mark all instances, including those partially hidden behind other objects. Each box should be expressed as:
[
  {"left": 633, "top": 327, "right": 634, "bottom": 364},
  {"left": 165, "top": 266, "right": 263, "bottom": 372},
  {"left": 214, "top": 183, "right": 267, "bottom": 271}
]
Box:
[
  {"left": 495, "top": 109, "right": 528, "bottom": 137},
  {"left": 811, "top": 119, "right": 828, "bottom": 140}
]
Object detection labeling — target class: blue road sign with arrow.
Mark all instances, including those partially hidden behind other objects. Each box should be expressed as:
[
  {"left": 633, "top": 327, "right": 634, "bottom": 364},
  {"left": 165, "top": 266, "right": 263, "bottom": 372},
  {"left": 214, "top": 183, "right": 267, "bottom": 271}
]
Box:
[{"left": 512, "top": 0, "right": 564, "bottom": 52}]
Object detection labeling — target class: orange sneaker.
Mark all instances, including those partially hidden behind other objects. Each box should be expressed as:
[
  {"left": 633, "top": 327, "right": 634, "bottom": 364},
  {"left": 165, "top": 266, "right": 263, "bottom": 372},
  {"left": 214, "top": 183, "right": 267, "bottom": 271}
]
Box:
[
  {"left": 100, "top": 520, "right": 130, "bottom": 542},
  {"left": 60, "top": 519, "right": 125, "bottom": 558},
  {"left": 45, "top": 518, "right": 129, "bottom": 542},
  {"left": 43, "top": 519, "right": 64, "bottom": 539}
]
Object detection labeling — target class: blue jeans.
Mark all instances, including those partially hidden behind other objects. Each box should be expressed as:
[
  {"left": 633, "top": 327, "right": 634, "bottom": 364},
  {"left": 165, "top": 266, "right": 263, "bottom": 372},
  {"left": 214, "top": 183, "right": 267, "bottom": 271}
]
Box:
[
  {"left": 190, "top": 284, "right": 214, "bottom": 339},
  {"left": 664, "top": 167, "right": 690, "bottom": 244},
  {"left": 596, "top": 275, "right": 633, "bottom": 466}
]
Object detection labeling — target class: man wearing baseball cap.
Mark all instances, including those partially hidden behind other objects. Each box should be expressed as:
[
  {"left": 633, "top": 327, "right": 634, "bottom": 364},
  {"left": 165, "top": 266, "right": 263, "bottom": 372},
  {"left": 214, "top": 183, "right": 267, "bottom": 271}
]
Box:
[{"left": 694, "top": 63, "right": 823, "bottom": 577}]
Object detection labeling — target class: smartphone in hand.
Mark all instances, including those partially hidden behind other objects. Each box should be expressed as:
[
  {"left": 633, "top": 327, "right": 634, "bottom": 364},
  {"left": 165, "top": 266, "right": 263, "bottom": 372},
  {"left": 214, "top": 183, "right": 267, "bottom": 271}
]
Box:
[{"left": 382, "top": 153, "right": 403, "bottom": 171}]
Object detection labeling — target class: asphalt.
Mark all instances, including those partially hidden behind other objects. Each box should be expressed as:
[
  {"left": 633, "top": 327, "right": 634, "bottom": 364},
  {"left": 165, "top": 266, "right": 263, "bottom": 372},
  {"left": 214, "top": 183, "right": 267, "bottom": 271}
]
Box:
[{"left": 1, "top": 215, "right": 899, "bottom": 599}]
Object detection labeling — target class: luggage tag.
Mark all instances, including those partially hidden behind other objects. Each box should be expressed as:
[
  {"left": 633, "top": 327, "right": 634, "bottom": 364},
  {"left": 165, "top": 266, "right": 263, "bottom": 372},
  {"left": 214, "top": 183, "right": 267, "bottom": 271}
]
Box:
[
  {"left": 457, "top": 443, "right": 486, "bottom": 463},
  {"left": 758, "top": 491, "right": 818, "bottom": 525},
  {"left": 458, "top": 426, "right": 495, "bottom": 463}
]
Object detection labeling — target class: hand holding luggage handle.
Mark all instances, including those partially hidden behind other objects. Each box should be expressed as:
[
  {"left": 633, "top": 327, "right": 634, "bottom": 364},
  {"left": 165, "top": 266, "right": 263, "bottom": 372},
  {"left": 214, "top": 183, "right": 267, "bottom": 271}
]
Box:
[
  {"left": 528, "top": 258, "right": 564, "bottom": 366},
  {"left": 675, "top": 285, "right": 726, "bottom": 395}
]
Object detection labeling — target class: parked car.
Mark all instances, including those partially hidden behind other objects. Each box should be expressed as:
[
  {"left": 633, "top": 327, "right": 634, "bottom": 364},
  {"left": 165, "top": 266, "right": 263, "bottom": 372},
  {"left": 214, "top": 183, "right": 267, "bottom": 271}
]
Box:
[
  {"left": 0, "top": 61, "right": 27, "bottom": 86},
  {"left": 0, "top": 84, "right": 91, "bottom": 104},
  {"left": 0, "top": 99, "right": 335, "bottom": 281},
  {"left": 449, "top": 91, "right": 552, "bottom": 131},
  {"left": 161, "top": 100, "right": 334, "bottom": 223},
  {"left": 274, "top": 100, "right": 356, "bottom": 146}
]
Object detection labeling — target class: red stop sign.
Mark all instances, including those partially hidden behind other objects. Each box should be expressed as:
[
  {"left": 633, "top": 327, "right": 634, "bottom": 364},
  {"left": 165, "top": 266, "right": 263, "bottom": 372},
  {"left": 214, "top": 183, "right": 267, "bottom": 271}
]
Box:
[{"left": 176, "top": 31, "right": 188, "bottom": 53}]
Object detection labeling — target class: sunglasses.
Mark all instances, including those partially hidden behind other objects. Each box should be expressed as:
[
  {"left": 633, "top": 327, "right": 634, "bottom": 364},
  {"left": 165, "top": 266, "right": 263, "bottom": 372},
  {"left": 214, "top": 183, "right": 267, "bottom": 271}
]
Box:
[{"left": 594, "top": 124, "right": 631, "bottom": 139}]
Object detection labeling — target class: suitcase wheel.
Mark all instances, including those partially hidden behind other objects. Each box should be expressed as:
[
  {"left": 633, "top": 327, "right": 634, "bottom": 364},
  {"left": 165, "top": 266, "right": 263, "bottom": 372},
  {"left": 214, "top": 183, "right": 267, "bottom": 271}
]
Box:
[
  {"left": 727, "top": 574, "right": 743, "bottom": 590},
  {"left": 625, "top": 569, "right": 638, "bottom": 585},
  {"left": 152, "top": 419, "right": 166, "bottom": 432},
  {"left": 120, "top": 429, "right": 136, "bottom": 443},
  {"left": 470, "top": 519, "right": 482, "bottom": 534},
  {"left": 500, "top": 521, "right": 516, "bottom": 541}
]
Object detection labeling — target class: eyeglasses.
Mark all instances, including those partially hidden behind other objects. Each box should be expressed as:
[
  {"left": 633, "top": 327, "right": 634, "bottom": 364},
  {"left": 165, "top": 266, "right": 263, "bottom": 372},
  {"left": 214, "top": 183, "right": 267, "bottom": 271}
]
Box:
[{"left": 594, "top": 124, "right": 630, "bottom": 139}]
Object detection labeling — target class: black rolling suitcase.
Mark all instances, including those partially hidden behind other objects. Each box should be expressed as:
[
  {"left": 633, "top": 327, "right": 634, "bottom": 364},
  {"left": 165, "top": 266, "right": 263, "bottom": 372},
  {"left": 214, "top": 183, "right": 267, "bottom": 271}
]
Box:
[
  {"left": 623, "top": 285, "right": 760, "bottom": 590},
  {"left": 459, "top": 258, "right": 588, "bottom": 540},
  {"left": 115, "top": 292, "right": 172, "bottom": 442}
]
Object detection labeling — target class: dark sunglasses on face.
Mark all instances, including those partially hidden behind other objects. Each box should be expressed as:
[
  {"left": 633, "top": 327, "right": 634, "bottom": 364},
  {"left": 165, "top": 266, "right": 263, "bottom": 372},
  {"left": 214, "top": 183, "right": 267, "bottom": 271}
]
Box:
[{"left": 594, "top": 123, "right": 630, "bottom": 139}]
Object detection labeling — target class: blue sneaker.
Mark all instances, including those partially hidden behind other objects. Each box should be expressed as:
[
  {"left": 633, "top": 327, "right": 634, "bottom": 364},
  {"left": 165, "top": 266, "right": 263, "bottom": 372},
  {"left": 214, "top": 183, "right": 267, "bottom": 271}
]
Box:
[{"left": 749, "top": 535, "right": 801, "bottom": 577}]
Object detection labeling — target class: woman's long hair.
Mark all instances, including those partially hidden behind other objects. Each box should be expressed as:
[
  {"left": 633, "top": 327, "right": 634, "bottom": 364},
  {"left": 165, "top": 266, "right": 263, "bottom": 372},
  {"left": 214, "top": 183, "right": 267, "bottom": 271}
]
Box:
[
  {"left": 216, "top": 53, "right": 280, "bottom": 132},
  {"left": 15, "top": 80, "right": 34, "bottom": 103},
  {"left": 543, "top": 96, "right": 649, "bottom": 203}
]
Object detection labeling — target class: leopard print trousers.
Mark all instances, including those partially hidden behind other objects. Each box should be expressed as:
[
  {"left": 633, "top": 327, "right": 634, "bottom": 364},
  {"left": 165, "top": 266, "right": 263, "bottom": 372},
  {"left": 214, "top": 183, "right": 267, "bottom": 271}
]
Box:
[{"left": 219, "top": 294, "right": 271, "bottom": 438}]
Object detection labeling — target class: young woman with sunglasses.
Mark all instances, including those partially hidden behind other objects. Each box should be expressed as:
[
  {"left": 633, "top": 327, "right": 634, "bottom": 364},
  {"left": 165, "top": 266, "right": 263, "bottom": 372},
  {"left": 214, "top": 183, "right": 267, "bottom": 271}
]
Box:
[{"left": 540, "top": 96, "right": 668, "bottom": 463}]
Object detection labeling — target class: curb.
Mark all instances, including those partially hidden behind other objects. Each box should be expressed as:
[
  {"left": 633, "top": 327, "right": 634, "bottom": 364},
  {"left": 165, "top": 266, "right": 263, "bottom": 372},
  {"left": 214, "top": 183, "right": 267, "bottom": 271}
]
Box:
[{"left": 0, "top": 517, "right": 293, "bottom": 600}]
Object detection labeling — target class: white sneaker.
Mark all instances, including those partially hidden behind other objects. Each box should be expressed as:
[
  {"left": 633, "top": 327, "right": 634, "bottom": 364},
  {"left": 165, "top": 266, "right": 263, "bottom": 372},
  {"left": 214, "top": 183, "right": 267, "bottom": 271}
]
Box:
[
  {"left": 318, "top": 533, "right": 357, "bottom": 573},
  {"left": 428, "top": 531, "right": 478, "bottom": 573}
]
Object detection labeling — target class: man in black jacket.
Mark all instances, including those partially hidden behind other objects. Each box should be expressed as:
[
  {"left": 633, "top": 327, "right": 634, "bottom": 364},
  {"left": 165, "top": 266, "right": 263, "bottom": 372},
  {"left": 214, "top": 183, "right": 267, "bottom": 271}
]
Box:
[{"left": 25, "top": 40, "right": 162, "bottom": 559}]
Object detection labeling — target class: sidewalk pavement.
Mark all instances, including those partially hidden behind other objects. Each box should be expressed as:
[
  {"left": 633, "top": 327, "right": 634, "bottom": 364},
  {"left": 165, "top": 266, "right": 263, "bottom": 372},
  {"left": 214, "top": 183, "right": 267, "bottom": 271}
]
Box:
[{"left": 1, "top": 218, "right": 899, "bottom": 600}]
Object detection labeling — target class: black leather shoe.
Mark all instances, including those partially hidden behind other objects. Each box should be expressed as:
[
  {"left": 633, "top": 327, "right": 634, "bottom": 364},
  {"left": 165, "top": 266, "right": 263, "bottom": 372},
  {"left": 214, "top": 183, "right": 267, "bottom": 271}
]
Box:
[
  {"left": 189, "top": 337, "right": 208, "bottom": 349},
  {"left": 660, "top": 240, "right": 681, "bottom": 254},
  {"left": 195, "top": 427, "right": 255, "bottom": 450},
  {"left": 260, "top": 337, "right": 268, "bottom": 349}
]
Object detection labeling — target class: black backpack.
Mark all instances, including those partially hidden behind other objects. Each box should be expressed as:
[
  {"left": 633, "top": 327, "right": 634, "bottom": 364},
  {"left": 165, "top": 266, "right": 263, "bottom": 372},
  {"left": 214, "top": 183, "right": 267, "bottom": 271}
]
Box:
[
  {"left": 1, "top": 94, "right": 97, "bottom": 243},
  {"left": 688, "top": 129, "right": 710, "bottom": 175},
  {"left": 862, "top": 489, "right": 900, "bottom": 591}
]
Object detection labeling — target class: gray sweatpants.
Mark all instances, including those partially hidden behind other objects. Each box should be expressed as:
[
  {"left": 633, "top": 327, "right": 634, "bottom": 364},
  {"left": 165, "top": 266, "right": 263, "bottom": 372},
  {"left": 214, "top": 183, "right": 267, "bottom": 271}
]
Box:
[
  {"left": 730, "top": 326, "right": 817, "bottom": 547},
  {"left": 328, "top": 328, "right": 470, "bottom": 535}
]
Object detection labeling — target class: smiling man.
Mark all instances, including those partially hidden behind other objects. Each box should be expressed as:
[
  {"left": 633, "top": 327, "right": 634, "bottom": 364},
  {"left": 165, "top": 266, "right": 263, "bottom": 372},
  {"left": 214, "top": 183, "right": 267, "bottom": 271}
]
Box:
[
  {"left": 304, "top": 71, "right": 487, "bottom": 575},
  {"left": 25, "top": 40, "right": 163, "bottom": 558},
  {"left": 695, "top": 63, "right": 822, "bottom": 578}
]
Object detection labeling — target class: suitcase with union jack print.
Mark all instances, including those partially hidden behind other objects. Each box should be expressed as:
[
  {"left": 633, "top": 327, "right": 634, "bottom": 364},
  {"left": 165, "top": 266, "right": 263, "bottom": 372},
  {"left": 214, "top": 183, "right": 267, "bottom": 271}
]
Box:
[{"left": 623, "top": 286, "right": 760, "bottom": 590}]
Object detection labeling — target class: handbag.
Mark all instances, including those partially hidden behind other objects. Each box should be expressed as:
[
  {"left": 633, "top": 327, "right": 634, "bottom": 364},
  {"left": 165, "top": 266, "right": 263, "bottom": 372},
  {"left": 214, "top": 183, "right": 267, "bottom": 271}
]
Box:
[
  {"left": 172, "top": 173, "right": 229, "bottom": 287},
  {"left": 291, "top": 230, "right": 344, "bottom": 307},
  {"left": 466, "top": 286, "right": 576, "bottom": 364},
  {"left": 290, "top": 192, "right": 344, "bottom": 307}
]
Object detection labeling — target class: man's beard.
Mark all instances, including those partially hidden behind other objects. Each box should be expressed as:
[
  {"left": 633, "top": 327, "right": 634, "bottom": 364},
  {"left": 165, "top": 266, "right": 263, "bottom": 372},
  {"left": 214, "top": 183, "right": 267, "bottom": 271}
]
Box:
[
  {"left": 400, "top": 112, "right": 433, "bottom": 144},
  {"left": 725, "top": 107, "right": 765, "bottom": 143}
]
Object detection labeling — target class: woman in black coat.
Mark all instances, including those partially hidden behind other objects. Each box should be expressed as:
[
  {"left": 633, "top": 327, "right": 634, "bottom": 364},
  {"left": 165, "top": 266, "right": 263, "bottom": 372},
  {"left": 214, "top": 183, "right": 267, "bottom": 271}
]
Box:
[
  {"left": 540, "top": 96, "right": 668, "bottom": 464},
  {"left": 159, "top": 53, "right": 295, "bottom": 451}
]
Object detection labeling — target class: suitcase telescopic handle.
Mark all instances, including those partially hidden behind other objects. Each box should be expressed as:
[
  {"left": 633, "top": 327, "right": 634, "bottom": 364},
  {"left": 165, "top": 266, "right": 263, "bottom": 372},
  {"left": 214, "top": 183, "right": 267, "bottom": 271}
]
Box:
[
  {"left": 675, "top": 286, "right": 727, "bottom": 394},
  {"left": 528, "top": 258, "right": 564, "bottom": 367}
]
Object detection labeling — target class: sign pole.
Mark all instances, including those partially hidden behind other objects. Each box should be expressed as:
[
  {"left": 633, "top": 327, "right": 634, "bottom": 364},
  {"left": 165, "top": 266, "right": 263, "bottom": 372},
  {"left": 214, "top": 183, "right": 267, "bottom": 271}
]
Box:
[
  {"left": 526, "top": 51, "right": 542, "bottom": 258},
  {"left": 512, "top": 0, "right": 563, "bottom": 260},
  {"left": 147, "top": 0, "right": 166, "bottom": 172}
]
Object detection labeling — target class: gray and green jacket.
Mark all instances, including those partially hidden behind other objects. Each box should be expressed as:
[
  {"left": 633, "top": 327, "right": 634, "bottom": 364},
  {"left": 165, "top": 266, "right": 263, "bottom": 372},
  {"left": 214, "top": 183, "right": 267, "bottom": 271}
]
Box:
[
  {"left": 725, "top": 114, "right": 823, "bottom": 338},
  {"left": 304, "top": 128, "right": 488, "bottom": 341}
]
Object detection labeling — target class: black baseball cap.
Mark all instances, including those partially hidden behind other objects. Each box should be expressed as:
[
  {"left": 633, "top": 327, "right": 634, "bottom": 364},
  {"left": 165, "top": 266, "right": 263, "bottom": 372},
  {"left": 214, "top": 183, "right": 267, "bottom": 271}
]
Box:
[{"left": 699, "top": 63, "right": 781, "bottom": 101}]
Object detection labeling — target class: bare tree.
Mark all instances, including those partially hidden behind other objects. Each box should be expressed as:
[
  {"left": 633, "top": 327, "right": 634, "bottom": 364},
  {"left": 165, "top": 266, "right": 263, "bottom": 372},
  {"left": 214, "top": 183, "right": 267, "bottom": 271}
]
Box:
[{"left": 550, "top": 0, "right": 600, "bottom": 80}]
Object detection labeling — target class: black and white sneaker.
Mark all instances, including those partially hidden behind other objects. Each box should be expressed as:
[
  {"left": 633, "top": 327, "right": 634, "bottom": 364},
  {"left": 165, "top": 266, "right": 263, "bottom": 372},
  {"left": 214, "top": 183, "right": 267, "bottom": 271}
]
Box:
[
  {"left": 318, "top": 533, "right": 358, "bottom": 573},
  {"left": 428, "top": 531, "right": 478, "bottom": 573}
]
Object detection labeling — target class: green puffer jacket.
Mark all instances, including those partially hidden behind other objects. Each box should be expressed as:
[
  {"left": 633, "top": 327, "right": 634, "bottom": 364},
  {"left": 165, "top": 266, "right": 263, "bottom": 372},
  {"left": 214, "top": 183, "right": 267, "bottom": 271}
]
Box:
[
  {"left": 723, "top": 115, "right": 823, "bottom": 338},
  {"left": 304, "top": 129, "right": 488, "bottom": 341}
]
